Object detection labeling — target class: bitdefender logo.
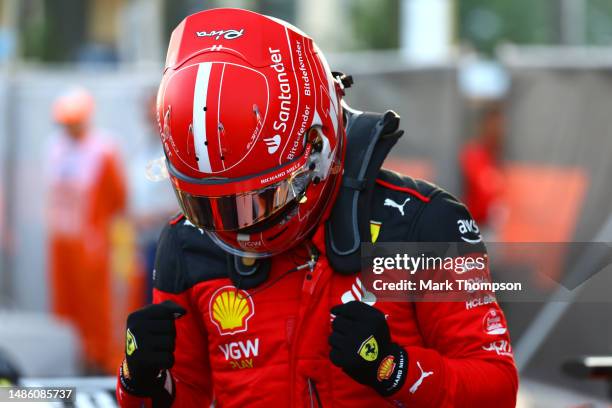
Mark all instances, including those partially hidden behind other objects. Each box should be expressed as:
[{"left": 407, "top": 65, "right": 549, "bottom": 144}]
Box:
[{"left": 264, "top": 135, "right": 281, "bottom": 154}]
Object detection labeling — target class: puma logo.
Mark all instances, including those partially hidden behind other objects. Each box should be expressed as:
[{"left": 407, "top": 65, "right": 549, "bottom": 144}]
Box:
[
  {"left": 409, "top": 361, "right": 433, "bottom": 394},
  {"left": 384, "top": 197, "right": 410, "bottom": 216},
  {"left": 341, "top": 277, "right": 377, "bottom": 306}
]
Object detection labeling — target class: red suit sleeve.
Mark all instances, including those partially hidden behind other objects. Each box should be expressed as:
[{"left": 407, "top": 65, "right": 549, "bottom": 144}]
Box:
[
  {"left": 389, "top": 302, "right": 517, "bottom": 407},
  {"left": 388, "top": 192, "right": 518, "bottom": 407}
]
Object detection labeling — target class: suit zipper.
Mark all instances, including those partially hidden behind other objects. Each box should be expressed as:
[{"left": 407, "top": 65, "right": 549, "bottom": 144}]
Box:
[
  {"left": 289, "top": 245, "right": 320, "bottom": 407},
  {"left": 307, "top": 378, "right": 323, "bottom": 408}
]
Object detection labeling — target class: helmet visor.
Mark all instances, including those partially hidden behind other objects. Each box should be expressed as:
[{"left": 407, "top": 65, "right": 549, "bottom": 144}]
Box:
[{"left": 174, "top": 168, "right": 311, "bottom": 231}]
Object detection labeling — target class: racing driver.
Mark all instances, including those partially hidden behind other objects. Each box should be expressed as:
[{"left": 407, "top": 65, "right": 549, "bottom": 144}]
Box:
[{"left": 116, "top": 8, "right": 518, "bottom": 408}]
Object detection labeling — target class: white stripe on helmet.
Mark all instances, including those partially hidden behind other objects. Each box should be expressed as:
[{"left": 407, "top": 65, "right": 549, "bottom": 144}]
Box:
[{"left": 193, "top": 62, "right": 213, "bottom": 173}]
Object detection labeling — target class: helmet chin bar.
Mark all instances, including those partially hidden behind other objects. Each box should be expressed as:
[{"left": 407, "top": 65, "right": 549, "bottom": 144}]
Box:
[
  {"left": 205, "top": 130, "right": 340, "bottom": 259},
  {"left": 206, "top": 230, "right": 274, "bottom": 259}
]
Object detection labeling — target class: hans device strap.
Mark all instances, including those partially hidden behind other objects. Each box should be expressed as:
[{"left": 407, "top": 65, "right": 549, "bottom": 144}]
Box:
[{"left": 325, "top": 106, "right": 403, "bottom": 274}]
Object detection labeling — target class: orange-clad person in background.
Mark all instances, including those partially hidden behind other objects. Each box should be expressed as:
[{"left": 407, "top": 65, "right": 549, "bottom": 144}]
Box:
[
  {"left": 46, "top": 87, "right": 127, "bottom": 373},
  {"left": 459, "top": 102, "right": 505, "bottom": 230}
]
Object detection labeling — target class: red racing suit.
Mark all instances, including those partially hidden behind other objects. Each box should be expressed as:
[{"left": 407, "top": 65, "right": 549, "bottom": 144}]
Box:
[{"left": 117, "top": 169, "right": 518, "bottom": 407}]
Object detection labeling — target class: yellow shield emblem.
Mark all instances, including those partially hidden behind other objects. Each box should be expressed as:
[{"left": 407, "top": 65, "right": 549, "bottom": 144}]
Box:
[
  {"left": 370, "top": 221, "right": 381, "bottom": 243},
  {"left": 126, "top": 328, "right": 137, "bottom": 356},
  {"left": 358, "top": 335, "right": 379, "bottom": 361}
]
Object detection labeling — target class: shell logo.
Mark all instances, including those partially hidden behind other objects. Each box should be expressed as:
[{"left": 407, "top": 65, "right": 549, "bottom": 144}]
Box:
[
  {"left": 377, "top": 355, "right": 396, "bottom": 382},
  {"left": 209, "top": 286, "right": 255, "bottom": 336}
]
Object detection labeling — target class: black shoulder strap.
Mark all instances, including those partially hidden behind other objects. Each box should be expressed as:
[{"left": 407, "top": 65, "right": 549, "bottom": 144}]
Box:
[{"left": 325, "top": 107, "right": 403, "bottom": 274}]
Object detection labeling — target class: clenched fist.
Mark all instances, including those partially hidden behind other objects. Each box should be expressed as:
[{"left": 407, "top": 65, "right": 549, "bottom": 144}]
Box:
[
  {"left": 329, "top": 301, "right": 408, "bottom": 396},
  {"left": 120, "top": 301, "right": 185, "bottom": 397}
]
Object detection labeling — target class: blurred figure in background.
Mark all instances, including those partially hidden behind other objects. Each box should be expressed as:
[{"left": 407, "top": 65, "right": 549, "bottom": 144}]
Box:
[
  {"left": 0, "top": 348, "right": 20, "bottom": 386},
  {"left": 459, "top": 101, "right": 506, "bottom": 234},
  {"left": 128, "top": 91, "right": 177, "bottom": 303},
  {"left": 45, "top": 87, "right": 127, "bottom": 374}
]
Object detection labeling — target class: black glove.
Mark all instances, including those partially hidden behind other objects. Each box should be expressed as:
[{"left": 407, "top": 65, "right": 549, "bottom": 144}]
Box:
[
  {"left": 329, "top": 301, "right": 408, "bottom": 396},
  {"left": 120, "top": 300, "right": 186, "bottom": 397}
]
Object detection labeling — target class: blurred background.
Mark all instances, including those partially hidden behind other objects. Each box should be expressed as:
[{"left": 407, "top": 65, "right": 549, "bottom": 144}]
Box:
[{"left": 1, "top": 0, "right": 612, "bottom": 406}]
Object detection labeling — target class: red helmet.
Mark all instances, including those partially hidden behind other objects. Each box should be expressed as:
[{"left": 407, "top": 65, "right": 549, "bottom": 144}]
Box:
[{"left": 157, "top": 8, "right": 345, "bottom": 258}]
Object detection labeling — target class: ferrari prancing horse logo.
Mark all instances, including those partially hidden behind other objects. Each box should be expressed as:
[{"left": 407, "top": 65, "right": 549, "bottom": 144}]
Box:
[
  {"left": 126, "top": 328, "right": 137, "bottom": 356},
  {"left": 358, "top": 335, "right": 379, "bottom": 362}
]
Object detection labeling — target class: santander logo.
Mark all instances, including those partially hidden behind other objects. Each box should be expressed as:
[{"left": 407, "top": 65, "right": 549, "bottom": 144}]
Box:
[
  {"left": 267, "top": 47, "right": 293, "bottom": 158},
  {"left": 264, "top": 135, "right": 281, "bottom": 154}
]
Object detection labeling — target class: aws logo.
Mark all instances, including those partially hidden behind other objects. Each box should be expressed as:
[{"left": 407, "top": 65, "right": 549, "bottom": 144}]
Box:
[
  {"left": 457, "top": 219, "right": 482, "bottom": 243},
  {"left": 209, "top": 286, "right": 255, "bottom": 336}
]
